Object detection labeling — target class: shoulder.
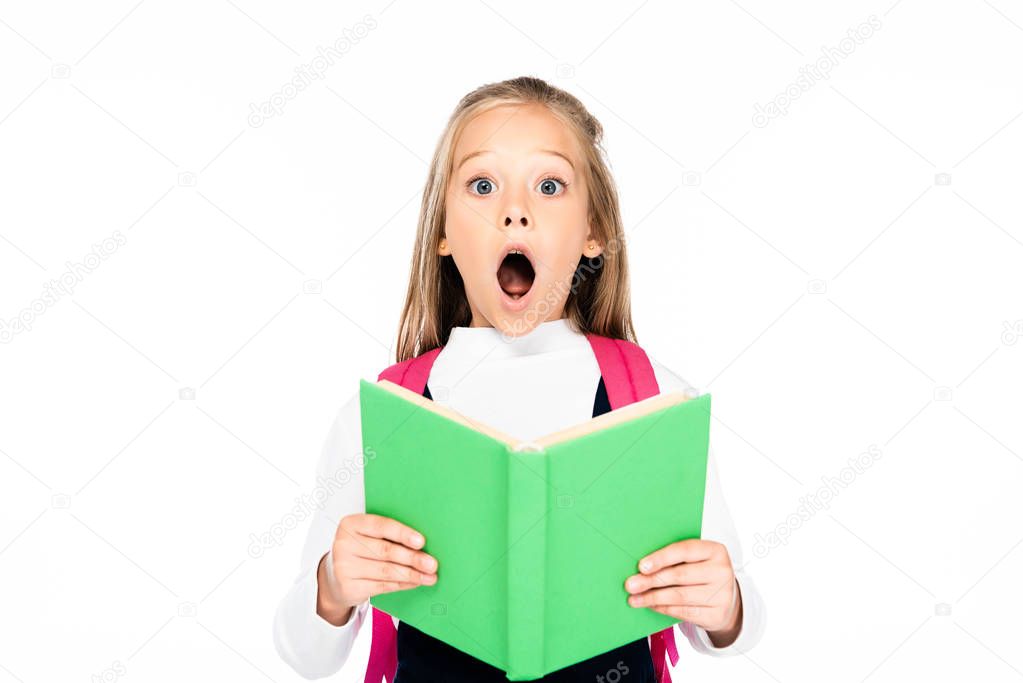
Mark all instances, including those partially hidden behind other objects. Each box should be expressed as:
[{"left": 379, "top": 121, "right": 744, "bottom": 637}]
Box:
[
  {"left": 377, "top": 347, "right": 444, "bottom": 385},
  {"left": 647, "top": 354, "right": 699, "bottom": 396},
  {"left": 319, "top": 383, "right": 364, "bottom": 464},
  {"left": 589, "top": 335, "right": 699, "bottom": 396}
]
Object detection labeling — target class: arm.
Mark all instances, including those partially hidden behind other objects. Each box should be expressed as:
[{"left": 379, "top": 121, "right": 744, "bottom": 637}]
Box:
[
  {"left": 649, "top": 359, "right": 767, "bottom": 655},
  {"left": 679, "top": 441, "right": 767, "bottom": 654},
  {"left": 272, "top": 391, "right": 372, "bottom": 678}
]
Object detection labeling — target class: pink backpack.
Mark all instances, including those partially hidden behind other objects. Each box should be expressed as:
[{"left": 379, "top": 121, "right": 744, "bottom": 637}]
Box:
[{"left": 365, "top": 333, "right": 681, "bottom": 682}]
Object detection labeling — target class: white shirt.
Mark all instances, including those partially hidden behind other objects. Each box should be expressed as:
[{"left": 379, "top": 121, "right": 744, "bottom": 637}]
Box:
[{"left": 273, "top": 318, "right": 766, "bottom": 679}]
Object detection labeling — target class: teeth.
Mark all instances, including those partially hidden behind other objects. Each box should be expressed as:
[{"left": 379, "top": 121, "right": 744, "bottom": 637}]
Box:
[{"left": 509, "top": 249, "right": 522, "bottom": 255}]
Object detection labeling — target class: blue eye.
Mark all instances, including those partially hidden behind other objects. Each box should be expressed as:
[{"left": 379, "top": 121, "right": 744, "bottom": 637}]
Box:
[
  {"left": 537, "top": 177, "right": 567, "bottom": 196},
  {"left": 466, "top": 175, "right": 569, "bottom": 196},
  {"left": 468, "top": 177, "right": 494, "bottom": 195}
]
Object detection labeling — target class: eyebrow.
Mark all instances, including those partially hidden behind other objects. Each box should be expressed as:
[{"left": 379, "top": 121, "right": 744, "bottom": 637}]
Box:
[{"left": 456, "top": 148, "right": 575, "bottom": 171}]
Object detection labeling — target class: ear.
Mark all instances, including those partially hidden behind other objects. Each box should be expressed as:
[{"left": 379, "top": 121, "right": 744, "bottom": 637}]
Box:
[
  {"left": 437, "top": 237, "right": 451, "bottom": 256},
  {"left": 583, "top": 235, "right": 603, "bottom": 259}
]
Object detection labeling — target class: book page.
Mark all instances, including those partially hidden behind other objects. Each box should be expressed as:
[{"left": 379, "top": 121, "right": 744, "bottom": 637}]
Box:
[
  {"left": 375, "top": 379, "right": 520, "bottom": 446},
  {"left": 376, "top": 379, "right": 698, "bottom": 451},
  {"left": 534, "top": 389, "right": 695, "bottom": 448}
]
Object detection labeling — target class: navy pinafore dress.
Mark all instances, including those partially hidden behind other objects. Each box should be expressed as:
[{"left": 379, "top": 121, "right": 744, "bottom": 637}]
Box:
[{"left": 391, "top": 377, "right": 657, "bottom": 683}]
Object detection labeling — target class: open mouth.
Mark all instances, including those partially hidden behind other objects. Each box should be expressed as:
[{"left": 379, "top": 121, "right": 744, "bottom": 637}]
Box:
[{"left": 497, "top": 248, "right": 535, "bottom": 300}]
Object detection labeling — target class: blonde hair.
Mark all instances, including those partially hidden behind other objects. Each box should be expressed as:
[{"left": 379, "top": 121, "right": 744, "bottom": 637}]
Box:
[{"left": 393, "top": 75, "right": 636, "bottom": 363}]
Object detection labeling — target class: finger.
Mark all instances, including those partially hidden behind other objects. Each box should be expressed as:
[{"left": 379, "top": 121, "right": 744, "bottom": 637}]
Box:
[
  {"left": 344, "top": 533, "right": 438, "bottom": 574},
  {"left": 344, "top": 557, "right": 439, "bottom": 587},
  {"left": 647, "top": 604, "right": 707, "bottom": 622},
  {"left": 347, "top": 514, "right": 427, "bottom": 550},
  {"left": 627, "top": 584, "right": 718, "bottom": 609},
  {"left": 625, "top": 562, "right": 714, "bottom": 593},
  {"left": 341, "top": 511, "right": 425, "bottom": 548},
  {"left": 638, "top": 539, "right": 720, "bottom": 574},
  {"left": 702, "top": 574, "right": 739, "bottom": 607},
  {"left": 346, "top": 578, "right": 424, "bottom": 600}
]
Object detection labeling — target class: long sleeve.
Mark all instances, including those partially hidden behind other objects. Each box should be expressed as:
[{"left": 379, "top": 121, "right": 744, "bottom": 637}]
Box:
[
  {"left": 271, "top": 336, "right": 766, "bottom": 679},
  {"left": 650, "top": 359, "right": 767, "bottom": 655},
  {"left": 272, "top": 390, "right": 373, "bottom": 679}
]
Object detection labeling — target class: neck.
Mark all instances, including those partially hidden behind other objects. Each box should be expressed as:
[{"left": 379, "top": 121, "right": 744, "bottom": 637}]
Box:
[{"left": 445, "top": 316, "right": 585, "bottom": 359}]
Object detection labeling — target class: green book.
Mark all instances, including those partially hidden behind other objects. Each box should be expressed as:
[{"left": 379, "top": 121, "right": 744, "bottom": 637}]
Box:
[{"left": 360, "top": 379, "right": 711, "bottom": 680}]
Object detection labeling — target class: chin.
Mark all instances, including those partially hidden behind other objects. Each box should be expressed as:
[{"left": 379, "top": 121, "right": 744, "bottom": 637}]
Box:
[{"left": 487, "top": 309, "right": 543, "bottom": 339}]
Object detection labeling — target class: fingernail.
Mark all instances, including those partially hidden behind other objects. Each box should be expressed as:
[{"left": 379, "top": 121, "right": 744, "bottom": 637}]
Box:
[
  {"left": 411, "top": 533, "right": 424, "bottom": 546},
  {"left": 425, "top": 556, "right": 437, "bottom": 571},
  {"left": 626, "top": 578, "right": 638, "bottom": 592},
  {"left": 640, "top": 560, "right": 652, "bottom": 572},
  {"left": 423, "top": 573, "right": 437, "bottom": 584}
]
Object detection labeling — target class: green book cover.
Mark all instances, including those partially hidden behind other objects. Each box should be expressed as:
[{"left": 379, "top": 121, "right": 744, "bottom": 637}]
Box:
[{"left": 360, "top": 378, "right": 711, "bottom": 680}]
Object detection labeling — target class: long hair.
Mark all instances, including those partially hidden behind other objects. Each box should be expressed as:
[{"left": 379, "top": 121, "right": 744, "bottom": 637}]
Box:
[{"left": 393, "top": 76, "right": 637, "bottom": 363}]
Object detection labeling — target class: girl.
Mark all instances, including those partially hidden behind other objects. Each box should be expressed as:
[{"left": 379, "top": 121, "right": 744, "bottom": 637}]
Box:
[{"left": 274, "top": 76, "right": 765, "bottom": 681}]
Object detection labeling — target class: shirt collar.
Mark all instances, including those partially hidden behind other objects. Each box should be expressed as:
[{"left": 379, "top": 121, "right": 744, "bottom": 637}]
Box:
[{"left": 444, "top": 317, "right": 589, "bottom": 361}]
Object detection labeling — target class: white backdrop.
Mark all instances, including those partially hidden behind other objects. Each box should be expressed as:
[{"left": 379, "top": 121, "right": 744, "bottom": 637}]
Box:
[{"left": 1, "top": 1, "right": 1021, "bottom": 681}]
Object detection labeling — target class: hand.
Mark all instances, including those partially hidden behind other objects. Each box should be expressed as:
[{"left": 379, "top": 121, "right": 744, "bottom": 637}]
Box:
[
  {"left": 317, "top": 513, "right": 438, "bottom": 626},
  {"left": 624, "top": 539, "right": 742, "bottom": 646}
]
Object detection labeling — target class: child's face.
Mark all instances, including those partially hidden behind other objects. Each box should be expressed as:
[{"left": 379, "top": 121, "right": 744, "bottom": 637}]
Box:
[{"left": 440, "top": 103, "right": 603, "bottom": 337}]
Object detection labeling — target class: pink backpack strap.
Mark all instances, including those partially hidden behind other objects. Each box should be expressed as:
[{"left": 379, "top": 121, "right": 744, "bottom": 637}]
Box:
[
  {"left": 376, "top": 346, "right": 443, "bottom": 395},
  {"left": 586, "top": 334, "right": 680, "bottom": 682},
  {"left": 365, "top": 346, "right": 444, "bottom": 683},
  {"left": 584, "top": 334, "right": 660, "bottom": 406},
  {"left": 650, "top": 629, "right": 681, "bottom": 681},
  {"left": 364, "top": 607, "right": 399, "bottom": 683}
]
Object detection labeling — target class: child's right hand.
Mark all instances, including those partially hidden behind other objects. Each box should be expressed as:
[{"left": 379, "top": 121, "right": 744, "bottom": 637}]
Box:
[{"left": 316, "top": 513, "right": 438, "bottom": 626}]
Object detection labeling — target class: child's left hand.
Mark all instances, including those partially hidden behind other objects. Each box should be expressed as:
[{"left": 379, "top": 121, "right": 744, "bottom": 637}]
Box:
[{"left": 624, "top": 539, "right": 742, "bottom": 645}]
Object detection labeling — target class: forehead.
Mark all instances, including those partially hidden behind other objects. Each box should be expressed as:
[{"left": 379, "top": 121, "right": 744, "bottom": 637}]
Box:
[{"left": 452, "top": 103, "right": 579, "bottom": 168}]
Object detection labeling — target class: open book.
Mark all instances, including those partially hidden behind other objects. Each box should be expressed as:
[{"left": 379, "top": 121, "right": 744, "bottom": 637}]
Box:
[{"left": 360, "top": 378, "right": 711, "bottom": 680}]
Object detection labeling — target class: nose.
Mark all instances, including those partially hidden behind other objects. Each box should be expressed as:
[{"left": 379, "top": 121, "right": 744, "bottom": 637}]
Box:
[{"left": 500, "top": 189, "right": 531, "bottom": 233}]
